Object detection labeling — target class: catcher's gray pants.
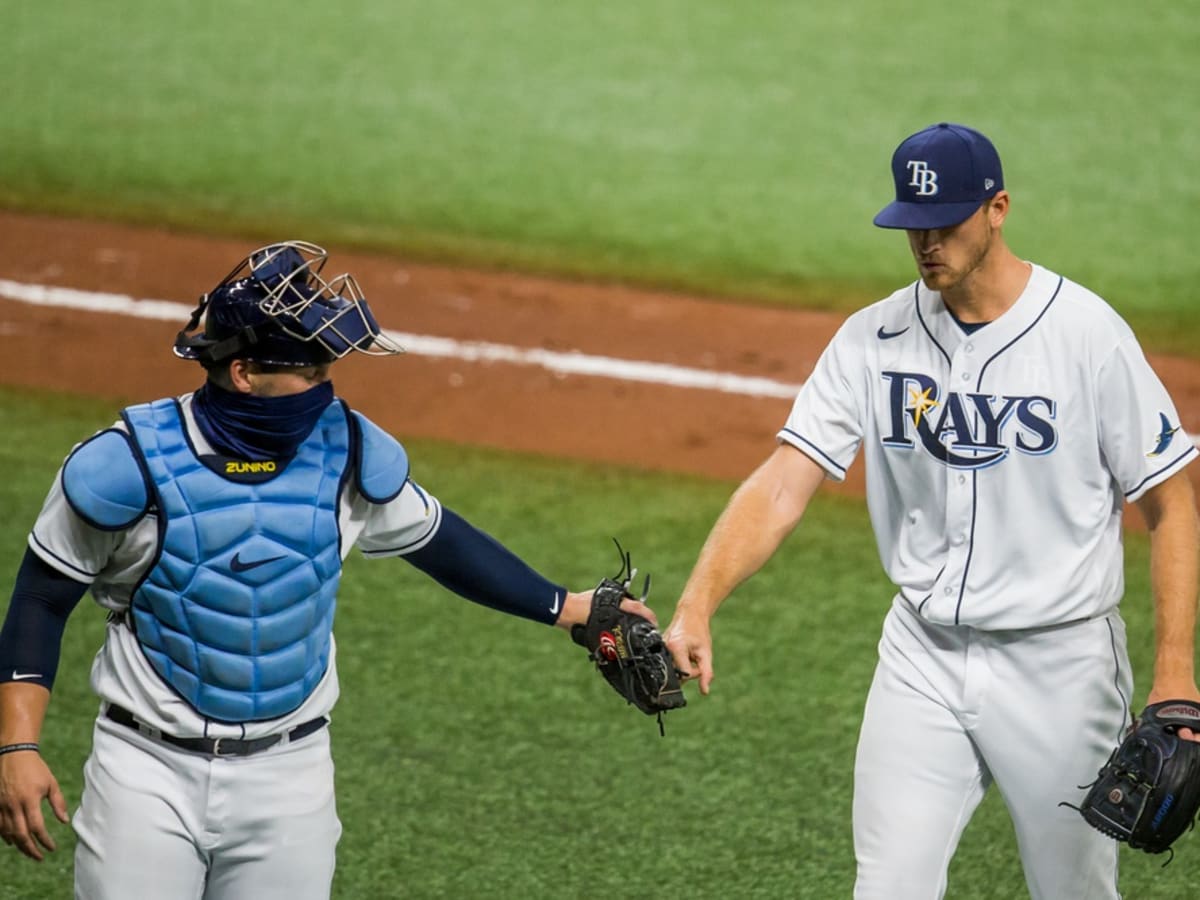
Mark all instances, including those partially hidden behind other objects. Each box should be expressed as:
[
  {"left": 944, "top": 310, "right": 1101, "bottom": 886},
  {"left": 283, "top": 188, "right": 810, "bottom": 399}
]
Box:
[
  {"left": 73, "top": 714, "right": 341, "bottom": 900},
  {"left": 852, "top": 596, "right": 1129, "bottom": 900}
]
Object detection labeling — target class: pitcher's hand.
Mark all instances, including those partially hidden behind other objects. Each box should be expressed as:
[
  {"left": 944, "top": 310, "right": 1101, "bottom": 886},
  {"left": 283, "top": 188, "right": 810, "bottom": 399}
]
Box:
[{"left": 663, "top": 612, "right": 714, "bottom": 695}]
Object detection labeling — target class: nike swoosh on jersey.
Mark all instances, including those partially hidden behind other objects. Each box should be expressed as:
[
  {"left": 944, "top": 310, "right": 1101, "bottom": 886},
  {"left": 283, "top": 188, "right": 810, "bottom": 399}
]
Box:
[
  {"left": 230, "top": 552, "right": 287, "bottom": 573},
  {"left": 10, "top": 671, "right": 43, "bottom": 681},
  {"left": 877, "top": 325, "right": 910, "bottom": 340},
  {"left": 549, "top": 592, "right": 562, "bottom": 616}
]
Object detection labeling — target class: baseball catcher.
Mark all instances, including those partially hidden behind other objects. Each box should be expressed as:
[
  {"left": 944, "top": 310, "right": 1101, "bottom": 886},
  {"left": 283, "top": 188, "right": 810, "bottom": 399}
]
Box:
[
  {"left": 572, "top": 543, "right": 686, "bottom": 734},
  {"left": 1077, "top": 700, "right": 1200, "bottom": 856},
  {"left": 0, "top": 240, "right": 656, "bottom": 898}
]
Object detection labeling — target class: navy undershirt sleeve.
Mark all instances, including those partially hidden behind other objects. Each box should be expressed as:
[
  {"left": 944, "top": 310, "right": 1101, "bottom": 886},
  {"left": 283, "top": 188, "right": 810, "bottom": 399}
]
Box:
[
  {"left": 403, "top": 507, "right": 567, "bottom": 626},
  {"left": 0, "top": 547, "right": 88, "bottom": 690}
]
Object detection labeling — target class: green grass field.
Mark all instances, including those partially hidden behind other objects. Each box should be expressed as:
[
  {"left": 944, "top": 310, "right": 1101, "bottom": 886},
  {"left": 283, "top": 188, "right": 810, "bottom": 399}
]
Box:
[
  {"left": 1, "top": 2, "right": 1198, "bottom": 896},
  {"left": 3, "top": 1, "right": 1199, "bottom": 351},
  {"left": 0, "top": 387, "right": 1194, "bottom": 899}
]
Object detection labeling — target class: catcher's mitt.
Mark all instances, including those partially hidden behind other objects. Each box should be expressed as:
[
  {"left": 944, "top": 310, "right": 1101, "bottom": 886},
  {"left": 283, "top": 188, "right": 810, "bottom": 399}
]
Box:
[
  {"left": 571, "top": 543, "right": 686, "bottom": 734},
  {"left": 1077, "top": 700, "right": 1200, "bottom": 856}
]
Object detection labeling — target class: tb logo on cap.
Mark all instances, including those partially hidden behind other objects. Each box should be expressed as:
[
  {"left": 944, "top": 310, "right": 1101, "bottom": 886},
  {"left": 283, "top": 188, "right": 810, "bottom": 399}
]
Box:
[{"left": 906, "top": 160, "right": 938, "bottom": 196}]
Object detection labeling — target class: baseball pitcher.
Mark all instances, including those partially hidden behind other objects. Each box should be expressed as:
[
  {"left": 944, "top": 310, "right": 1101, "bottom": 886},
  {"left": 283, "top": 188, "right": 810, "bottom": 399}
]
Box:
[{"left": 663, "top": 123, "right": 1200, "bottom": 899}]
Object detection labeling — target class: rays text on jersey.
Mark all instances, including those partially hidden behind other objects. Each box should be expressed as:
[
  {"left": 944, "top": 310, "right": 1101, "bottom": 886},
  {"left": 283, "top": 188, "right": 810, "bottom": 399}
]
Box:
[{"left": 880, "top": 371, "right": 1057, "bottom": 469}]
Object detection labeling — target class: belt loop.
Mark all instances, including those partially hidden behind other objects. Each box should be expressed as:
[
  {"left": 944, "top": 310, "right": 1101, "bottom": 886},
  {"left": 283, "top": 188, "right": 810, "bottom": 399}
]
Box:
[{"left": 108, "top": 703, "right": 162, "bottom": 742}]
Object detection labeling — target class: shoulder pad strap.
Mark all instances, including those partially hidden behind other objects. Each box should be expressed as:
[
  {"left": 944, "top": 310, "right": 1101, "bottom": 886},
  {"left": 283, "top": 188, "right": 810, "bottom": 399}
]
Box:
[
  {"left": 352, "top": 412, "right": 409, "bottom": 503},
  {"left": 61, "top": 429, "right": 150, "bottom": 530}
]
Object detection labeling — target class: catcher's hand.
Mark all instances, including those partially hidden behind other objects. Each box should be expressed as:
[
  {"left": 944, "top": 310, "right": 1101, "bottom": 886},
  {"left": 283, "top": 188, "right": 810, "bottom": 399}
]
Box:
[
  {"left": 571, "top": 542, "right": 686, "bottom": 734},
  {"left": 1077, "top": 700, "right": 1200, "bottom": 855}
]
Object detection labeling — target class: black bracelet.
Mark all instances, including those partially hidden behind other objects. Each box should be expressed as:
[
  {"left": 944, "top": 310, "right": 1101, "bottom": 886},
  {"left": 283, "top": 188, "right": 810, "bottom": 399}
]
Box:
[{"left": 0, "top": 743, "right": 39, "bottom": 756}]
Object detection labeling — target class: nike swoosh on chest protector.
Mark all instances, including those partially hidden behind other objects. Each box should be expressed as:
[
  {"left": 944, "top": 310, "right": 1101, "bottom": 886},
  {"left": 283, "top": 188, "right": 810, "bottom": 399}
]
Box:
[{"left": 230, "top": 553, "right": 287, "bottom": 573}]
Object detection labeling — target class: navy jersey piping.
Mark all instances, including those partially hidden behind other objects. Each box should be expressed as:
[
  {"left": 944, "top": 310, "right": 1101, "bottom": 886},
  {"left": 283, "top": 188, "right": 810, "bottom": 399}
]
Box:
[
  {"left": 1102, "top": 623, "right": 1125, "bottom": 900},
  {"left": 29, "top": 533, "right": 98, "bottom": 581},
  {"left": 361, "top": 501, "right": 443, "bottom": 557},
  {"left": 954, "top": 276, "right": 1063, "bottom": 624},
  {"left": 780, "top": 428, "right": 846, "bottom": 476},
  {"left": 954, "top": 474, "right": 982, "bottom": 625},
  {"left": 1124, "top": 446, "right": 1198, "bottom": 499},
  {"left": 974, "top": 277, "right": 1063, "bottom": 387},
  {"left": 913, "top": 283, "right": 953, "bottom": 367},
  {"left": 1105, "top": 618, "right": 1131, "bottom": 741},
  {"left": 916, "top": 563, "right": 947, "bottom": 615}
]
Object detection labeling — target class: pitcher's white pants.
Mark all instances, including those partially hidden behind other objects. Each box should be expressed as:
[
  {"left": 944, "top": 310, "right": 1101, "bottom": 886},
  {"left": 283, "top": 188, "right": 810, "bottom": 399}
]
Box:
[
  {"left": 853, "top": 597, "right": 1131, "bottom": 900},
  {"left": 73, "top": 714, "right": 341, "bottom": 900}
]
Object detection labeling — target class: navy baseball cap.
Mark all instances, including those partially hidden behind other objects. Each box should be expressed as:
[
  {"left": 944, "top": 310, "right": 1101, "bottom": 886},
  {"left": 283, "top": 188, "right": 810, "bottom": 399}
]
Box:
[{"left": 873, "top": 123, "right": 1004, "bottom": 230}]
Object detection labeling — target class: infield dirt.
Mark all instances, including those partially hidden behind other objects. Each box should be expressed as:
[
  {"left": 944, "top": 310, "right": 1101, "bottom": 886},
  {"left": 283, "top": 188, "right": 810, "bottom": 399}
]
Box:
[{"left": 2, "top": 209, "right": 1199, "bottom": 527}]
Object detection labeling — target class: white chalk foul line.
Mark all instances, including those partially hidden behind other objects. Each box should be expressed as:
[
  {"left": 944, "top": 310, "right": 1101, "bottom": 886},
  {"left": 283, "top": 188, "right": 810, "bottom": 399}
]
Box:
[
  {"left": 3, "top": 278, "right": 1199, "bottom": 451},
  {"left": 0, "top": 278, "right": 804, "bottom": 399}
]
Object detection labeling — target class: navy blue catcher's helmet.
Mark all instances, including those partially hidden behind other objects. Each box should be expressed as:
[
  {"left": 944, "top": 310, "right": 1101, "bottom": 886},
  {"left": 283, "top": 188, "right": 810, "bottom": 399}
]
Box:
[{"left": 173, "top": 241, "right": 403, "bottom": 367}]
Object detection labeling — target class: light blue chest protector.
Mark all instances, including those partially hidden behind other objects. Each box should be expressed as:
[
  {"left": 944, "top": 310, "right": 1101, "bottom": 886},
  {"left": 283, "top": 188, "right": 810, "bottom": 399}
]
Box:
[
  {"left": 126, "top": 399, "right": 347, "bottom": 722},
  {"left": 62, "top": 397, "right": 408, "bottom": 723}
]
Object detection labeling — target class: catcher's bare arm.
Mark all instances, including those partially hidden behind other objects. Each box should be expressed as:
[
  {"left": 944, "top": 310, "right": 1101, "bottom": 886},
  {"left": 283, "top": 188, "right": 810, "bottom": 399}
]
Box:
[
  {"left": 1135, "top": 470, "right": 1200, "bottom": 717},
  {"left": 664, "top": 444, "right": 826, "bottom": 694},
  {"left": 0, "top": 550, "right": 85, "bottom": 861},
  {"left": 0, "top": 683, "right": 69, "bottom": 862}
]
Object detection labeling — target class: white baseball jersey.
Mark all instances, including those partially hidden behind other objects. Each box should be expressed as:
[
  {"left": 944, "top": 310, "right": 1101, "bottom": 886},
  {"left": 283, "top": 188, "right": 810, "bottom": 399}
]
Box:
[
  {"left": 780, "top": 262, "right": 1197, "bottom": 630},
  {"left": 27, "top": 392, "right": 443, "bottom": 740}
]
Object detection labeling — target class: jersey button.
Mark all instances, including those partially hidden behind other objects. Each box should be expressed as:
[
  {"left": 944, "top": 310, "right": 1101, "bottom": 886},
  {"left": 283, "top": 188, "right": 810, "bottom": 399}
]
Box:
[
  {"left": 958, "top": 474, "right": 966, "bottom": 485},
  {"left": 952, "top": 534, "right": 966, "bottom": 546},
  {"left": 944, "top": 586, "right": 955, "bottom": 596},
  {"left": 961, "top": 372, "right": 972, "bottom": 381},
  {"left": 965, "top": 343, "right": 974, "bottom": 353}
]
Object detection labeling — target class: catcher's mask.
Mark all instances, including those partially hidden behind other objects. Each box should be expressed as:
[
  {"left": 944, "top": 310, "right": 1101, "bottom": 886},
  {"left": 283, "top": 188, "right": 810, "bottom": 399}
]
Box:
[{"left": 173, "top": 240, "right": 403, "bottom": 367}]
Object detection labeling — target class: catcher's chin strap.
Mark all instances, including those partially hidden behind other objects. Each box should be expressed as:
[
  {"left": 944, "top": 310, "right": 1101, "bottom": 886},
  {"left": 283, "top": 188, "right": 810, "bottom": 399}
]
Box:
[{"left": 174, "top": 293, "right": 266, "bottom": 364}]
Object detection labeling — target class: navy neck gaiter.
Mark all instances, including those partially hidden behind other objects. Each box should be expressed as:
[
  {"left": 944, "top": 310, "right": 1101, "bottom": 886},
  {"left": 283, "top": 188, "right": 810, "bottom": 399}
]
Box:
[{"left": 192, "top": 380, "right": 335, "bottom": 460}]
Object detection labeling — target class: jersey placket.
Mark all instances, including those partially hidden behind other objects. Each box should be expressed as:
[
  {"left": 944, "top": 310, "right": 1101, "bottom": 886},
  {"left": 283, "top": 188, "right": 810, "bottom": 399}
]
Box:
[{"left": 937, "top": 337, "right": 979, "bottom": 623}]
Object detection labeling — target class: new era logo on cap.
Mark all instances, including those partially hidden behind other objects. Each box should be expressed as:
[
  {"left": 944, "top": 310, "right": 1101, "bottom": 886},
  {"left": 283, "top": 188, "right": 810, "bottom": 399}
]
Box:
[{"left": 874, "top": 123, "right": 1004, "bottom": 230}]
